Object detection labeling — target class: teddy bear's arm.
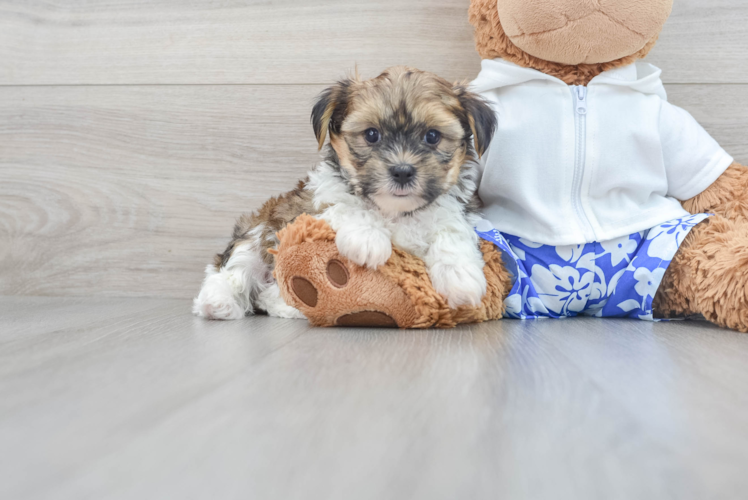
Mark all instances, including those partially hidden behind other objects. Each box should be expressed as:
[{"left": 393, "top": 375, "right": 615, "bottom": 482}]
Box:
[{"left": 681, "top": 163, "right": 748, "bottom": 222}]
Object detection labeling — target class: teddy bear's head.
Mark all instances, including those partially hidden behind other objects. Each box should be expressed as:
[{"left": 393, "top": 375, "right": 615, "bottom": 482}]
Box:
[{"left": 469, "top": 0, "right": 673, "bottom": 85}]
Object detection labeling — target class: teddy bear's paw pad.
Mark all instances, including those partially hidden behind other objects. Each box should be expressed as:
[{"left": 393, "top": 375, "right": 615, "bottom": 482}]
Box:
[
  {"left": 335, "top": 311, "right": 398, "bottom": 328},
  {"left": 326, "top": 259, "right": 349, "bottom": 288},
  {"left": 291, "top": 277, "right": 318, "bottom": 307}
]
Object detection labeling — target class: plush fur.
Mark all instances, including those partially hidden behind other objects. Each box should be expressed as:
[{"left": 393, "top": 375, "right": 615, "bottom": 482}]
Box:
[
  {"left": 468, "top": 0, "right": 661, "bottom": 85},
  {"left": 682, "top": 163, "right": 748, "bottom": 223},
  {"left": 193, "top": 67, "right": 498, "bottom": 320},
  {"left": 653, "top": 216, "right": 748, "bottom": 332},
  {"left": 495, "top": 0, "right": 672, "bottom": 65},
  {"left": 659, "top": 162, "right": 748, "bottom": 332},
  {"left": 271, "top": 215, "right": 511, "bottom": 328}
]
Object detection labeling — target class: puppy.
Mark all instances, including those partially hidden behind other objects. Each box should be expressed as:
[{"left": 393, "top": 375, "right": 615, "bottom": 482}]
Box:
[{"left": 193, "top": 66, "right": 497, "bottom": 320}]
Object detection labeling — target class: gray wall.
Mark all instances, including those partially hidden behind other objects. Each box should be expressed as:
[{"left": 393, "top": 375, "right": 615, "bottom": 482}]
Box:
[{"left": 1, "top": 0, "right": 746, "bottom": 298}]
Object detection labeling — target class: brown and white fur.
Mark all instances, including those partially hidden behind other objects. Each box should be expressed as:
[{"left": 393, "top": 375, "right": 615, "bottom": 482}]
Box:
[{"left": 193, "top": 67, "right": 497, "bottom": 320}]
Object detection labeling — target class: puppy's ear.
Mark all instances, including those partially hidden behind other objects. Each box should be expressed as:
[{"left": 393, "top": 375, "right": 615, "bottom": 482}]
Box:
[
  {"left": 455, "top": 86, "right": 497, "bottom": 159},
  {"left": 311, "top": 80, "right": 352, "bottom": 151}
]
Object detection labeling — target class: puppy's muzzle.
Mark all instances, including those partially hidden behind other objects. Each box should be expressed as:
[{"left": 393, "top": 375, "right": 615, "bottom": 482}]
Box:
[{"left": 389, "top": 164, "right": 416, "bottom": 188}]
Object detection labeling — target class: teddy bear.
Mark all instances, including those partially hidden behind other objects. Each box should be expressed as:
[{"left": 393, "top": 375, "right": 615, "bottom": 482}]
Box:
[{"left": 271, "top": 0, "right": 748, "bottom": 332}]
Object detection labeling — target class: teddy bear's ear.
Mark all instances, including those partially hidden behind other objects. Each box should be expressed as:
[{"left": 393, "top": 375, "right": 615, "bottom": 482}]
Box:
[
  {"left": 455, "top": 87, "right": 497, "bottom": 159},
  {"left": 311, "top": 80, "right": 352, "bottom": 151}
]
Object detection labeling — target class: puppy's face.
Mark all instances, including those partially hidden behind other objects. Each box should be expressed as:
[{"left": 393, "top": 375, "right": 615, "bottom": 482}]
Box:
[{"left": 312, "top": 67, "right": 496, "bottom": 214}]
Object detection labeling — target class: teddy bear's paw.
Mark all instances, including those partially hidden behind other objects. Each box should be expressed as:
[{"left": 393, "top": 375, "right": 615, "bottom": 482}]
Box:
[
  {"left": 255, "top": 284, "right": 307, "bottom": 319},
  {"left": 273, "top": 233, "right": 430, "bottom": 328},
  {"left": 429, "top": 261, "right": 487, "bottom": 309},
  {"left": 335, "top": 225, "right": 392, "bottom": 269},
  {"left": 287, "top": 256, "right": 400, "bottom": 327},
  {"left": 335, "top": 310, "right": 399, "bottom": 327}
]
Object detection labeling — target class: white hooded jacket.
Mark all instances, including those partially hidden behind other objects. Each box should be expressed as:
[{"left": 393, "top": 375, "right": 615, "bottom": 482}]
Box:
[{"left": 472, "top": 59, "right": 733, "bottom": 245}]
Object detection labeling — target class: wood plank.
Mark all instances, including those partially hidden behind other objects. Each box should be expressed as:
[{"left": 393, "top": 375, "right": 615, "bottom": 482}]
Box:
[
  {"left": 0, "top": 0, "right": 482, "bottom": 85},
  {"left": 0, "top": 84, "right": 325, "bottom": 298},
  {"left": 666, "top": 84, "right": 748, "bottom": 160},
  {"left": 530, "top": 319, "right": 748, "bottom": 494},
  {"left": 1, "top": 0, "right": 746, "bottom": 86},
  {"left": 1, "top": 84, "right": 746, "bottom": 299},
  {"left": 0, "top": 297, "right": 310, "bottom": 500},
  {"left": 646, "top": 0, "right": 748, "bottom": 84},
  {"left": 0, "top": 295, "right": 167, "bottom": 342},
  {"left": 2, "top": 297, "right": 748, "bottom": 499}
]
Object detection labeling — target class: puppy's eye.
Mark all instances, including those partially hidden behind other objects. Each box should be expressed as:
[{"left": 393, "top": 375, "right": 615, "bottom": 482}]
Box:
[
  {"left": 364, "top": 128, "right": 381, "bottom": 144},
  {"left": 424, "top": 130, "right": 441, "bottom": 145}
]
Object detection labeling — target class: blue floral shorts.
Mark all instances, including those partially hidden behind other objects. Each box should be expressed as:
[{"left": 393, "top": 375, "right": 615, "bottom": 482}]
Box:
[{"left": 475, "top": 214, "right": 710, "bottom": 320}]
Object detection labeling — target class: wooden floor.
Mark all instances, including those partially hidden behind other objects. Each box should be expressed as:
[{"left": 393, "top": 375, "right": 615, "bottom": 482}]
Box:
[
  {"left": 3, "top": 296, "right": 748, "bottom": 499},
  {"left": 3, "top": 2, "right": 747, "bottom": 497}
]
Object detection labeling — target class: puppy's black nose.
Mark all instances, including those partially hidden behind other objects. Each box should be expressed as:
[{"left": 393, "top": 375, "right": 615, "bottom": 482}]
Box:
[{"left": 389, "top": 164, "right": 416, "bottom": 187}]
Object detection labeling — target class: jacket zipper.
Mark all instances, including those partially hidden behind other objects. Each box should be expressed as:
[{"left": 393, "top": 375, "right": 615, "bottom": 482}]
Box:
[{"left": 571, "top": 85, "right": 596, "bottom": 241}]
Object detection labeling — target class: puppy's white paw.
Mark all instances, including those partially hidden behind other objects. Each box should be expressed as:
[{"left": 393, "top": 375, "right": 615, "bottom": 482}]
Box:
[
  {"left": 256, "top": 284, "right": 307, "bottom": 320},
  {"left": 193, "top": 275, "right": 246, "bottom": 320},
  {"left": 429, "top": 261, "right": 487, "bottom": 308},
  {"left": 192, "top": 296, "right": 245, "bottom": 320},
  {"left": 335, "top": 226, "right": 393, "bottom": 269}
]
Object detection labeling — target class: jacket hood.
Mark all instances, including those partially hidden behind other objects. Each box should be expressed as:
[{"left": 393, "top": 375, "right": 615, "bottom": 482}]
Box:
[{"left": 471, "top": 58, "right": 668, "bottom": 101}]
